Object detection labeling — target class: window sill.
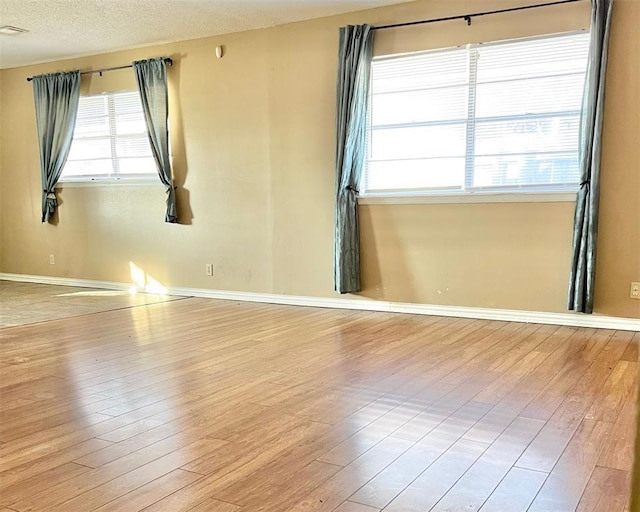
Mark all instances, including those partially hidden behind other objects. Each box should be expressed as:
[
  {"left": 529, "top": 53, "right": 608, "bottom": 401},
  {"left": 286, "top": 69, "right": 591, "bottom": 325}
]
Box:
[
  {"left": 357, "top": 191, "right": 577, "bottom": 205},
  {"left": 56, "top": 178, "right": 161, "bottom": 188}
]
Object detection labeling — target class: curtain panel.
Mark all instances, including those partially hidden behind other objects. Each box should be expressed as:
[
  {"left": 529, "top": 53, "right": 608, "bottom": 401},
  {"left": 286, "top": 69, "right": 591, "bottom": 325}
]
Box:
[
  {"left": 32, "top": 71, "right": 81, "bottom": 223},
  {"left": 133, "top": 58, "right": 178, "bottom": 223},
  {"left": 333, "top": 24, "right": 374, "bottom": 294},
  {"left": 568, "top": 0, "right": 614, "bottom": 313}
]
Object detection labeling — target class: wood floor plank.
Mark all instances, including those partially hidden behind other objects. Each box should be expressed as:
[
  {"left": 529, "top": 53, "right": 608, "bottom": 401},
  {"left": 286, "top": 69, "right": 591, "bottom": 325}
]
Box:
[
  {"left": 0, "top": 462, "right": 90, "bottom": 508},
  {"left": 284, "top": 435, "right": 414, "bottom": 512},
  {"left": 575, "top": 466, "right": 631, "bottom": 512},
  {"left": 0, "top": 438, "right": 113, "bottom": 493},
  {"left": 182, "top": 419, "right": 329, "bottom": 477},
  {"left": 619, "top": 333, "right": 639, "bottom": 362},
  {"left": 347, "top": 401, "right": 493, "bottom": 509},
  {"left": 0, "top": 426, "right": 105, "bottom": 473},
  {"left": 92, "top": 468, "right": 203, "bottom": 512},
  {"left": 586, "top": 361, "right": 637, "bottom": 422},
  {"left": 181, "top": 499, "right": 239, "bottom": 512},
  {"left": 10, "top": 436, "right": 227, "bottom": 512},
  {"left": 383, "top": 438, "right": 488, "bottom": 512},
  {"left": 528, "top": 419, "right": 613, "bottom": 512},
  {"left": 477, "top": 467, "right": 548, "bottom": 512},
  {"left": 429, "top": 416, "right": 545, "bottom": 512},
  {"left": 222, "top": 460, "right": 341, "bottom": 511},
  {"left": 333, "top": 502, "right": 380, "bottom": 512},
  {"left": 72, "top": 422, "right": 208, "bottom": 469},
  {"left": 515, "top": 360, "right": 614, "bottom": 473},
  {"left": 25, "top": 438, "right": 226, "bottom": 512},
  {"left": 597, "top": 331, "right": 636, "bottom": 363},
  {"left": 519, "top": 357, "right": 591, "bottom": 421},
  {"left": 140, "top": 421, "right": 335, "bottom": 512},
  {"left": 463, "top": 329, "right": 584, "bottom": 446},
  {"left": 598, "top": 377, "right": 639, "bottom": 472}
]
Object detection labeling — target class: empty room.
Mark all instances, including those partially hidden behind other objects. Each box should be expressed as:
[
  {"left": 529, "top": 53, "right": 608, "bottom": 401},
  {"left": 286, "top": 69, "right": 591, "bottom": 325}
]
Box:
[{"left": 0, "top": 0, "right": 639, "bottom": 510}]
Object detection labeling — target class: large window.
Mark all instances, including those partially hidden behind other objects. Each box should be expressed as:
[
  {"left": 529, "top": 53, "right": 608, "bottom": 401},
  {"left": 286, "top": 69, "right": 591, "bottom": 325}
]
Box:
[
  {"left": 363, "top": 32, "right": 590, "bottom": 196},
  {"left": 62, "top": 91, "right": 157, "bottom": 182}
]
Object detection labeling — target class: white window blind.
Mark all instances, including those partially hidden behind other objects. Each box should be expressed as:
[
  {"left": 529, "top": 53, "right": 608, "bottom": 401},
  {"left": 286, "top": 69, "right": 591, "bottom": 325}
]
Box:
[
  {"left": 364, "top": 32, "right": 590, "bottom": 195},
  {"left": 63, "top": 91, "right": 157, "bottom": 181}
]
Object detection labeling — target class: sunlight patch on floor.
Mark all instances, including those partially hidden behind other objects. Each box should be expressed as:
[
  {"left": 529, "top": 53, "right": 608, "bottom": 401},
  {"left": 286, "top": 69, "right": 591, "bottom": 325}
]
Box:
[
  {"left": 129, "top": 262, "right": 168, "bottom": 295},
  {"left": 55, "top": 290, "right": 129, "bottom": 297}
]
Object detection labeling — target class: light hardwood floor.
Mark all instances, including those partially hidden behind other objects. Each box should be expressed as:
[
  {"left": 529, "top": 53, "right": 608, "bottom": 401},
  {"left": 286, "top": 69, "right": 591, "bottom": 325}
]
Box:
[{"left": 0, "top": 281, "right": 638, "bottom": 511}]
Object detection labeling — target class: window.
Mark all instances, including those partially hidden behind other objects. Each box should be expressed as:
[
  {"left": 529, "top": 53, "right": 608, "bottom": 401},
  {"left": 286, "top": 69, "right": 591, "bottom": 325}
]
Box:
[
  {"left": 62, "top": 91, "right": 157, "bottom": 181},
  {"left": 363, "top": 32, "right": 590, "bottom": 196}
]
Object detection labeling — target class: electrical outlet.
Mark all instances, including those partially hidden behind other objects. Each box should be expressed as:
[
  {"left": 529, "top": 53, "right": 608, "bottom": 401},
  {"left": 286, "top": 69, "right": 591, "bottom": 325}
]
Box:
[
  {"left": 49, "top": 254, "right": 55, "bottom": 265},
  {"left": 205, "top": 263, "right": 214, "bottom": 277},
  {"left": 631, "top": 282, "right": 640, "bottom": 299}
]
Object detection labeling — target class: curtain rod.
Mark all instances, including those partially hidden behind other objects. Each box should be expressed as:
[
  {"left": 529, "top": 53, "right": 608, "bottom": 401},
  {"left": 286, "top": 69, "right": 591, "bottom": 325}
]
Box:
[
  {"left": 26, "top": 57, "right": 173, "bottom": 82},
  {"left": 373, "top": 0, "right": 584, "bottom": 30}
]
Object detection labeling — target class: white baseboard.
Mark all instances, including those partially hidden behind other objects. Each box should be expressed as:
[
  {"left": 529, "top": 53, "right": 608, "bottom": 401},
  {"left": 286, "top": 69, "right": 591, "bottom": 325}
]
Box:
[{"left": 1, "top": 272, "right": 639, "bottom": 332}]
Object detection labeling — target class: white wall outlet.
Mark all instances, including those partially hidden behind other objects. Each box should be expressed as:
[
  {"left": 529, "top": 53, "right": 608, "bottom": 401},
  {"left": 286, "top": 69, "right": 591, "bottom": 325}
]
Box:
[
  {"left": 49, "top": 254, "right": 55, "bottom": 265},
  {"left": 205, "top": 263, "right": 214, "bottom": 276},
  {"left": 631, "top": 282, "right": 640, "bottom": 299}
]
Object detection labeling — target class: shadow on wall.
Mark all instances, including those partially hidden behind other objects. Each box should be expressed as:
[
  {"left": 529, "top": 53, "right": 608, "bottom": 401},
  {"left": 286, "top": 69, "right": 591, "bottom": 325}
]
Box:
[
  {"left": 46, "top": 194, "right": 62, "bottom": 226},
  {"left": 168, "top": 55, "right": 194, "bottom": 225},
  {"left": 358, "top": 205, "right": 415, "bottom": 303}
]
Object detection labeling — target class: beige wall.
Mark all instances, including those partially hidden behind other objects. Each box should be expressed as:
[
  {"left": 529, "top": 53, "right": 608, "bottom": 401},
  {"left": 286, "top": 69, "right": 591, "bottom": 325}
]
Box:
[
  {"left": 0, "top": 69, "right": 4, "bottom": 273},
  {"left": 0, "top": 0, "right": 638, "bottom": 318}
]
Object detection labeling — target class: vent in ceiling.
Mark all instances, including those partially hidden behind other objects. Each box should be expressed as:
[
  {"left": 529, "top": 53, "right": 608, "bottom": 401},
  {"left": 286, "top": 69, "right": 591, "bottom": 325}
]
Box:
[{"left": 0, "top": 25, "right": 29, "bottom": 36}]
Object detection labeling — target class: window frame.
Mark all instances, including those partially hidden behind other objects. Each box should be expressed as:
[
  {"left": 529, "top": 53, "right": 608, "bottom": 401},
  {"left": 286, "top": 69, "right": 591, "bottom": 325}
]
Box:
[
  {"left": 359, "top": 30, "right": 589, "bottom": 203},
  {"left": 59, "top": 89, "right": 160, "bottom": 186}
]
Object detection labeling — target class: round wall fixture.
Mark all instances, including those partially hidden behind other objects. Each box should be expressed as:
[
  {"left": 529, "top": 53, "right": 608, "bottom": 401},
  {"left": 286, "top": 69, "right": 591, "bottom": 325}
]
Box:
[{"left": 215, "top": 46, "right": 224, "bottom": 59}]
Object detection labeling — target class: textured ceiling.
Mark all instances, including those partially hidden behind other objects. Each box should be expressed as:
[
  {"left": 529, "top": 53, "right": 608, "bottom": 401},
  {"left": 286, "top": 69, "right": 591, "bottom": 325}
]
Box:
[{"left": 0, "top": 0, "right": 412, "bottom": 69}]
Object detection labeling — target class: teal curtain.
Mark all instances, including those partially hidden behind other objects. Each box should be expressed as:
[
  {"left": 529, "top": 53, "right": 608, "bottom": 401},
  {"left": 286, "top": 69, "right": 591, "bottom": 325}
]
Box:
[
  {"left": 133, "top": 58, "right": 177, "bottom": 223},
  {"left": 568, "top": 0, "right": 614, "bottom": 313},
  {"left": 334, "top": 25, "right": 374, "bottom": 294},
  {"left": 32, "top": 71, "right": 81, "bottom": 223}
]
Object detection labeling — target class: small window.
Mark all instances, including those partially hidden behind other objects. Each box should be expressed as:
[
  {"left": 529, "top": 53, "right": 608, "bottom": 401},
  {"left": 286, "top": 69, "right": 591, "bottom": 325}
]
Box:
[
  {"left": 363, "top": 32, "right": 590, "bottom": 196},
  {"left": 62, "top": 91, "right": 157, "bottom": 181}
]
